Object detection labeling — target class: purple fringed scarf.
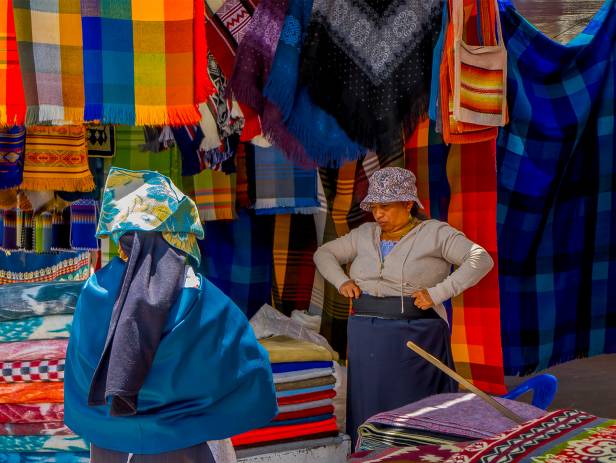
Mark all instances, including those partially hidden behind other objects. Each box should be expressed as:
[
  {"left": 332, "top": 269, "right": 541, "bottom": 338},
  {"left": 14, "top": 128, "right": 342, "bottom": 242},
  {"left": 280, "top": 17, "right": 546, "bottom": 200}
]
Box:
[{"left": 228, "top": 0, "right": 314, "bottom": 167}]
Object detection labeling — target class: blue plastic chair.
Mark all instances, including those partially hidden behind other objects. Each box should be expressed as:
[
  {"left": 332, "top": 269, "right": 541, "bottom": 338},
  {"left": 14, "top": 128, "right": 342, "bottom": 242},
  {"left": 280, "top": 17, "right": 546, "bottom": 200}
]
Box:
[{"left": 502, "top": 374, "right": 558, "bottom": 410}]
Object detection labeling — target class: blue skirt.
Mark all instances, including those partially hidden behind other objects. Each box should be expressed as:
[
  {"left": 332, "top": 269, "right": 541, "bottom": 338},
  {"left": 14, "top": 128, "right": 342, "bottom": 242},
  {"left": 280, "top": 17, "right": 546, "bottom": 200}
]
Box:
[{"left": 346, "top": 315, "right": 457, "bottom": 447}]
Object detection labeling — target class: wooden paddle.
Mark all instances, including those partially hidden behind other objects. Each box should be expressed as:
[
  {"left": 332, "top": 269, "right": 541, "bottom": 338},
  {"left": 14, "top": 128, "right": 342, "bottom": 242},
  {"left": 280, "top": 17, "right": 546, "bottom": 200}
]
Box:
[{"left": 406, "top": 340, "right": 526, "bottom": 425}]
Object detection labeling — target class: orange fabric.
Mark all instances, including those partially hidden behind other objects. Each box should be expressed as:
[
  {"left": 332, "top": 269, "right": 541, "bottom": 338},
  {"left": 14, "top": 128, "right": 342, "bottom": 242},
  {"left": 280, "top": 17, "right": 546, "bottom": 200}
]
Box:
[{"left": 0, "top": 382, "right": 63, "bottom": 404}]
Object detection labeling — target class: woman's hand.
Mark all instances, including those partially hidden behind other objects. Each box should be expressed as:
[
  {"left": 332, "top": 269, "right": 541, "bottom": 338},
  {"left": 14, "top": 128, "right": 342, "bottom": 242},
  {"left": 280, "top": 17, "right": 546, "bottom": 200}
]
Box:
[
  {"left": 411, "top": 289, "right": 434, "bottom": 310},
  {"left": 339, "top": 280, "right": 361, "bottom": 299}
]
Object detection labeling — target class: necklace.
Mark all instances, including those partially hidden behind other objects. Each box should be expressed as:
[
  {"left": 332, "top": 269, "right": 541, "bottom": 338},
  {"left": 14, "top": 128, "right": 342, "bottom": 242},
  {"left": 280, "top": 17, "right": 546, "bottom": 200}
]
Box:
[{"left": 381, "top": 217, "right": 419, "bottom": 241}]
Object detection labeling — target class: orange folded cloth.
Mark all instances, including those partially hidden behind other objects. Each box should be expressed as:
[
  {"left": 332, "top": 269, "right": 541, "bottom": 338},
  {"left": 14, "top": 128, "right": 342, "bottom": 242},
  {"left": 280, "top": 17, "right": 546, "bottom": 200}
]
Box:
[{"left": 0, "top": 382, "right": 63, "bottom": 404}]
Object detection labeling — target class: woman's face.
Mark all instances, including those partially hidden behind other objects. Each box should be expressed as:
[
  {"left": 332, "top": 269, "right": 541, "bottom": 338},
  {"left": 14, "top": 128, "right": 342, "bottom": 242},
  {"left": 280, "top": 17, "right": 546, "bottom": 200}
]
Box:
[{"left": 370, "top": 201, "right": 413, "bottom": 232}]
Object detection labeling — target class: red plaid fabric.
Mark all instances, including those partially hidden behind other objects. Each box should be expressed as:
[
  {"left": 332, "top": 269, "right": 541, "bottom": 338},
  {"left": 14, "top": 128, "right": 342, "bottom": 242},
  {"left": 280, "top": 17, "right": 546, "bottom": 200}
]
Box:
[{"left": 0, "top": 359, "right": 64, "bottom": 383}]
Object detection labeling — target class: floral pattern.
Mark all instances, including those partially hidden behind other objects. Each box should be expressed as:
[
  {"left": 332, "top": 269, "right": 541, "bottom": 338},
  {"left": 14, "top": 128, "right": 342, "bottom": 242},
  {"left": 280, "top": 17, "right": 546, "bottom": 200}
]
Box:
[
  {"left": 360, "top": 167, "right": 424, "bottom": 211},
  {"left": 97, "top": 167, "right": 204, "bottom": 264}
]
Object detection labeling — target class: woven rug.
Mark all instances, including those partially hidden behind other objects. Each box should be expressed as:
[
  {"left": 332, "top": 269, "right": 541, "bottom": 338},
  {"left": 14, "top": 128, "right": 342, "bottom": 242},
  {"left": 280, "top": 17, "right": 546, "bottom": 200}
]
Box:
[
  {"left": 21, "top": 125, "right": 94, "bottom": 192},
  {"left": 81, "top": 0, "right": 212, "bottom": 125},
  {"left": 184, "top": 169, "right": 237, "bottom": 222},
  {"left": 86, "top": 125, "right": 115, "bottom": 158},
  {"left": 497, "top": 0, "right": 616, "bottom": 375},
  {"left": 12, "top": 0, "right": 85, "bottom": 124},
  {"left": 0, "top": 0, "right": 26, "bottom": 125},
  {"left": 0, "top": 126, "right": 25, "bottom": 190}
]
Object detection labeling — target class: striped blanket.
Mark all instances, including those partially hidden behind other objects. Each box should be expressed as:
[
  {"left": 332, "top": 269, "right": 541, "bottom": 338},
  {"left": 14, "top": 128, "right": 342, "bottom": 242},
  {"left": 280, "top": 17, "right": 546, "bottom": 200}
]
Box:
[
  {"left": 184, "top": 169, "right": 237, "bottom": 221},
  {"left": 497, "top": 0, "right": 616, "bottom": 375},
  {"left": 81, "top": 0, "right": 212, "bottom": 125},
  {"left": 12, "top": 0, "right": 84, "bottom": 124},
  {"left": 0, "top": 0, "right": 26, "bottom": 125}
]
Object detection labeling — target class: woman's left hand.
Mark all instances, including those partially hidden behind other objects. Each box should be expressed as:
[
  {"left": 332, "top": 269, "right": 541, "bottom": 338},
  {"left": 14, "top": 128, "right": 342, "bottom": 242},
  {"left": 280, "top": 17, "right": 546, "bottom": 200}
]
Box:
[{"left": 411, "top": 289, "right": 434, "bottom": 310}]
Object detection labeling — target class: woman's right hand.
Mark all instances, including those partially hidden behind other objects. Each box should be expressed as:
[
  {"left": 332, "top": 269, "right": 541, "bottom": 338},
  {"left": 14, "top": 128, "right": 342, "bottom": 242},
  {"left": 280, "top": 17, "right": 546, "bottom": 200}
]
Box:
[{"left": 339, "top": 280, "right": 361, "bottom": 299}]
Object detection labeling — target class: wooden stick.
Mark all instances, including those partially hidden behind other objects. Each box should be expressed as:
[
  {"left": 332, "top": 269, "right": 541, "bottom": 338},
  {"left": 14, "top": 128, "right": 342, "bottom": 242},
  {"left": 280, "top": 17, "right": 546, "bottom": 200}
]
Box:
[{"left": 406, "top": 340, "right": 526, "bottom": 425}]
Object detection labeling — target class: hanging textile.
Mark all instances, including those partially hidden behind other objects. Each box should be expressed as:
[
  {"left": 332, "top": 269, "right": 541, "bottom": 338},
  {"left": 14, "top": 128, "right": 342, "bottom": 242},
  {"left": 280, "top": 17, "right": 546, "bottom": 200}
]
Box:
[
  {"left": 50, "top": 207, "right": 71, "bottom": 251},
  {"left": 21, "top": 125, "right": 94, "bottom": 192},
  {"left": 498, "top": 0, "right": 616, "bottom": 375},
  {"left": 34, "top": 212, "right": 52, "bottom": 253},
  {"left": 184, "top": 169, "right": 237, "bottom": 222},
  {"left": 86, "top": 125, "right": 115, "bottom": 158},
  {"left": 299, "top": 0, "right": 442, "bottom": 156},
  {"left": 0, "top": 0, "right": 26, "bottom": 125},
  {"left": 249, "top": 145, "right": 320, "bottom": 215},
  {"left": 0, "top": 126, "right": 25, "bottom": 190},
  {"left": 263, "top": 0, "right": 366, "bottom": 167},
  {"left": 207, "top": 53, "right": 244, "bottom": 141},
  {"left": 201, "top": 210, "right": 274, "bottom": 318},
  {"left": 80, "top": 0, "right": 212, "bottom": 125},
  {"left": 173, "top": 125, "right": 206, "bottom": 176},
  {"left": 1, "top": 210, "right": 16, "bottom": 250},
  {"left": 69, "top": 199, "right": 98, "bottom": 251},
  {"left": 272, "top": 214, "right": 318, "bottom": 316},
  {"left": 12, "top": 0, "right": 84, "bottom": 124},
  {"left": 0, "top": 251, "right": 90, "bottom": 284}
]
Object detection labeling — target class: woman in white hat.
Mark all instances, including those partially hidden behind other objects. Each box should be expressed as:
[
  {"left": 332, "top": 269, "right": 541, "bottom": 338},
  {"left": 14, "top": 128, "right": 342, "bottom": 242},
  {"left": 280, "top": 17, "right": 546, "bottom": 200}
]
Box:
[{"left": 313, "top": 167, "right": 494, "bottom": 447}]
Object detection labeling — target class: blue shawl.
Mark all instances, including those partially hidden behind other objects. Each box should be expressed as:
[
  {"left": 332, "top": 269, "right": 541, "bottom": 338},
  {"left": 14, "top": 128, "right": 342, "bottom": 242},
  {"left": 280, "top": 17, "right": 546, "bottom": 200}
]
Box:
[
  {"left": 64, "top": 258, "right": 278, "bottom": 454},
  {"left": 263, "top": 0, "right": 366, "bottom": 167}
]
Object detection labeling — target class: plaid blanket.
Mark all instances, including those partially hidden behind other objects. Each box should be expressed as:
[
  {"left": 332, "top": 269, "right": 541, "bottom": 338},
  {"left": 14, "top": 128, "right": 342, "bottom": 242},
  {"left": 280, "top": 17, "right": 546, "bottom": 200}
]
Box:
[
  {"left": 497, "top": 0, "right": 616, "bottom": 375},
  {"left": 13, "top": 0, "right": 85, "bottom": 124},
  {"left": 184, "top": 169, "right": 237, "bottom": 221},
  {"left": 272, "top": 214, "right": 318, "bottom": 316},
  {"left": 0, "top": 0, "right": 26, "bottom": 125},
  {"left": 250, "top": 145, "right": 320, "bottom": 215},
  {"left": 0, "top": 359, "right": 64, "bottom": 383},
  {"left": 201, "top": 209, "right": 274, "bottom": 317},
  {"left": 81, "top": 0, "right": 212, "bottom": 125},
  {"left": 448, "top": 410, "right": 616, "bottom": 463},
  {"left": 0, "top": 126, "right": 25, "bottom": 190}
]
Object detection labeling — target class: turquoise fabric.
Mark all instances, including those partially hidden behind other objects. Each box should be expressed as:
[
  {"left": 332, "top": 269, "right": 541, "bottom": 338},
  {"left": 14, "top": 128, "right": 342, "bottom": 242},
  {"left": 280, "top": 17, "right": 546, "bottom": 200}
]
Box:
[
  {"left": 97, "top": 167, "right": 204, "bottom": 264},
  {"left": 64, "top": 258, "right": 278, "bottom": 454}
]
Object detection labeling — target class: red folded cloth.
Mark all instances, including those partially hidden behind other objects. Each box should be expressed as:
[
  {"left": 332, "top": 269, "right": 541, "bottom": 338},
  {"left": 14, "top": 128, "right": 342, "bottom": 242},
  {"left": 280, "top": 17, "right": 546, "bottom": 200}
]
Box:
[
  {"left": 274, "top": 405, "right": 335, "bottom": 422},
  {"left": 277, "top": 389, "right": 336, "bottom": 406},
  {"left": 231, "top": 417, "right": 338, "bottom": 447},
  {"left": 0, "top": 403, "right": 64, "bottom": 424},
  {"left": 0, "top": 421, "right": 70, "bottom": 435}
]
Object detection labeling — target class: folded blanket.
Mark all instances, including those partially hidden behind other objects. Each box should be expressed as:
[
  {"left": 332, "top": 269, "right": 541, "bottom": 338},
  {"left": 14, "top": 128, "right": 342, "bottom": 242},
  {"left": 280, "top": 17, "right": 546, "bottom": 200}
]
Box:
[
  {"left": 0, "top": 404, "right": 63, "bottom": 424},
  {"left": 0, "top": 281, "right": 83, "bottom": 322},
  {"left": 0, "top": 0, "right": 26, "bottom": 126},
  {"left": 271, "top": 361, "right": 332, "bottom": 374},
  {"left": 0, "top": 315, "right": 72, "bottom": 343},
  {"left": 275, "top": 374, "right": 336, "bottom": 392},
  {"left": 276, "top": 384, "right": 334, "bottom": 398},
  {"left": 0, "top": 340, "right": 68, "bottom": 363},
  {"left": 0, "top": 383, "right": 63, "bottom": 404},
  {"left": 357, "top": 422, "right": 469, "bottom": 451},
  {"left": 0, "top": 359, "right": 64, "bottom": 383},
  {"left": 349, "top": 443, "right": 469, "bottom": 463},
  {"left": 259, "top": 335, "right": 334, "bottom": 363},
  {"left": 269, "top": 413, "right": 334, "bottom": 428},
  {"left": 0, "top": 251, "right": 90, "bottom": 285},
  {"left": 274, "top": 405, "right": 334, "bottom": 422},
  {"left": 273, "top": 367, "right": 334, "bottom": 384},
  {"left": 0, "top": 435, "right": 88, "bottom": 452},
  {"left": 0, "top": 452, "right": 89, "bottom": 462},
  {"left": 278, "top": 388, "right": 335, "bottom": 406},
  {"left": 231, "top": 417, "right": 338, "bottom": 447},
  {"left": 0, "top": 422, "right": 70, "bottom": 436},
  {"left": 278, "top": 399, "right": 333, "bottom": 414}
]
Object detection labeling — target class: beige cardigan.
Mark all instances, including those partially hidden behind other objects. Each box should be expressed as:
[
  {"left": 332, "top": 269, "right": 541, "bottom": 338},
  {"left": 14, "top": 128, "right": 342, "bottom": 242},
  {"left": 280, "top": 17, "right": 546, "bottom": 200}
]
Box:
[{"left": 313, "top": 220, "right": 494, "bottom": 321}]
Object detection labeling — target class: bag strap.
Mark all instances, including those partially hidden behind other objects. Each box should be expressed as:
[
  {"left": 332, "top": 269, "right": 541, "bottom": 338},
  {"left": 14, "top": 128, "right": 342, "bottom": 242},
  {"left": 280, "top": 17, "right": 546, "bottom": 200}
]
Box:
[
  {"left": 454, "top": 0, "right": 504, "bottom": 46},
  {"left": 494, "top": 0, "right": 504, "bottom": 45}
]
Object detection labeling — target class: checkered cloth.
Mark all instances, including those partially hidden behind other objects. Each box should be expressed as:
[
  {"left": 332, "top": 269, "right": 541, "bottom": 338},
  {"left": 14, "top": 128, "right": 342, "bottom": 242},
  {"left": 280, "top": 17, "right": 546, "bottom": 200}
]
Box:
[
  {"left": 0, "top": 359, "right": 64, "bottom": 383},
  {"left": 497, "top": 0, "right": 616, "bottom": 375}
]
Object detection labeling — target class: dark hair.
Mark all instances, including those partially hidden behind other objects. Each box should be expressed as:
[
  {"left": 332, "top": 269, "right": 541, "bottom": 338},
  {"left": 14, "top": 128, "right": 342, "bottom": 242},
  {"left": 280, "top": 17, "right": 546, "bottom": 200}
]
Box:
[
  {"left": 410, "top": 203, "right": 419, "bottom": 217},
  {"left": 411, "top": 202, "right": 428, "bottom": 220}
]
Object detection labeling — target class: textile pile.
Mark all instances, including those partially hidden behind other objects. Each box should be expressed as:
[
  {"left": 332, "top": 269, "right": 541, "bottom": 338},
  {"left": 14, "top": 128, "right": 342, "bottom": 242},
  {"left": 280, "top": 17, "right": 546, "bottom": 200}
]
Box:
[
  {"left": 0, "top": 281, "right": 90, "bottom": 461},
  {"left": 231, "top": 336, "right": 339, "bottom": 448}
]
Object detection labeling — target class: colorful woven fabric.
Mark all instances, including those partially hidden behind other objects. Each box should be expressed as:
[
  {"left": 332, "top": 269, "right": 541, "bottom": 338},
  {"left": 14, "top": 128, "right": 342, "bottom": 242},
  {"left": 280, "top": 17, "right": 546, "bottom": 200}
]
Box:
[
  {"left": 250, "top": 145, "right": 320, "bottom": 215},
  {"left": 231, "top": 417, "right": 338, "bottom": 447},
  {"left": 0, "top": 435, "right": 88, "bottom": 452},
  {"left": 201, "top": 210, "right": 274, "bottom": 317},
  {"left": 81, "top": 0, "right": 211, "bottom": 125},
  {"left": 0, "top": 359, "right": 64, "bottom": 383},
  {"left": 0, "top": 0, "right": 26, "bottom": 125},
  {"left": 33, "top": 212, "right": 52, "bottom": 253},
  {"left": 350, "top": 443, "right": 468, "bottom": 463},
  {"left": 12, "top": 0, "right": 84, "bottom": 124},
  {"left": 98, "top": 167, "right": 204, "bottom": 264},
  {"left": 263, "top": 0, "right": 366, "bottom": 167},
  {"left": 15, "top": 209, "right": 33, "bottom": 251},
  {"left": 184, "top": 169, "right": 237, "bottom": 221},
  {"left": 21, "top": 125, "right": 94, "bottom": 192},
  {"left": 0, "top": 403, "right": 64, "bottom": 424},
  {"left": 0, "top": 382, "right": 63, "bottom": 404},
  {"left": 0, "top": 422, "right": 70, "bottom": 436},
  {"left": 0, "top": 452, "right": 89, "bottom": 462},
  {"left": 1, "top": 210, "right": 17, "bottom": 250},
  {"left": 448, "top": 410, "right": 616, "bottom": 463},
  {"left": 0, "top": 314, "right": 73, "bottom": 343},
  {"left": 69, "top": 199, "right": 98, "bottom": 250},
  {"left": 0, "top": 251, "right": 90, "bottom": 284},
  {"left": 50, "top": 208, "right": 71, "bottom": 251},
  {"left": 498, "top": 0, "right": 616, "bottom": 375},
  {"left": 87, "top": 125, "right": 115, "bottom": 158},
  {"left": 406, "top": 118, "right": 505, "bottom": 393},
  {"left": 0, "top": 340, "right": 68, "bottom": 363},
  {"left": 0, "top": 126, "right": 25, "bottom": 190},
  {"left": 272, "top": 214, "right": 318, "bottom": 315}
]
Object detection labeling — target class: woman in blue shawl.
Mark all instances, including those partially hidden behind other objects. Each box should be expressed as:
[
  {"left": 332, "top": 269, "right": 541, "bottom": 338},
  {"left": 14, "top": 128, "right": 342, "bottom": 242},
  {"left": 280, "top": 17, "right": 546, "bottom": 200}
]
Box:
[{"left": 64, "top": 167, "right": 277, "bottom": 462}]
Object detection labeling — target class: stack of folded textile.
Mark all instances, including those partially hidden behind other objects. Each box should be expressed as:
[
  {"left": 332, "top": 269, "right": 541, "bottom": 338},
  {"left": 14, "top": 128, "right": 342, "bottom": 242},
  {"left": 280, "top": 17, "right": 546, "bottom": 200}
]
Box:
[
  {"left": 231, "top": 335, "right": 339, "bottom": 448},
  {"left": 0, "top": 281, "right": 90, "bottom": 461},
  {"left": 355, "top": 393, "right": 546, "bottom": 452}
]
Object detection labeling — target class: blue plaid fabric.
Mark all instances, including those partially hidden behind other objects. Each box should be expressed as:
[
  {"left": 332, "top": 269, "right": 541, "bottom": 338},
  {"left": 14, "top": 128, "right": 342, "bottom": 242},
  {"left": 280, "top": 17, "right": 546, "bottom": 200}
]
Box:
[{"left": 497, "top": 0, "right": 616, "bottom": 374}]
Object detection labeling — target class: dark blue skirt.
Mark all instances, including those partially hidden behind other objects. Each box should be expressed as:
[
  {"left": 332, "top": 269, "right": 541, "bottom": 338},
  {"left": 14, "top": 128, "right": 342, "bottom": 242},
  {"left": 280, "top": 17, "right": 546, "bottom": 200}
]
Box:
[{"left": 346, "top": 315, "right": 457, "bottom": 448}]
